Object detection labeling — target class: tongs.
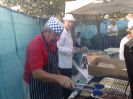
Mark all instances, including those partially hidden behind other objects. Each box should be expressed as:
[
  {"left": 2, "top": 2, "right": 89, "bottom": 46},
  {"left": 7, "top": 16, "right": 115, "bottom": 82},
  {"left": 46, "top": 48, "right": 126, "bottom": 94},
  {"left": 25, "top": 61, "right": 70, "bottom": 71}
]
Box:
[
  {"left": 74, "top": 87, "right": 92, "bottom": 93},
  {"left": 73, "top": 83, "right": 94, "bottom": 92},
  {"left": 75, "top": 83, "right": 93, "bottom": 88}
]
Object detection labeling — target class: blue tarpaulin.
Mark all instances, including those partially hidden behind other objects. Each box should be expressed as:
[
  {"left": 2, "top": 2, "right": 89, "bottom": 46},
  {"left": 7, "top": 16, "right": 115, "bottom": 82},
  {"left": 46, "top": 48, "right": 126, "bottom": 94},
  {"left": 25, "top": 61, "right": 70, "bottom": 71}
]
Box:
[
  {"left": 75, "top": 20, "right": 128, "bottom": 39},
  {"left": 0, "top": 6, "right": 46, "bottom": 99}
]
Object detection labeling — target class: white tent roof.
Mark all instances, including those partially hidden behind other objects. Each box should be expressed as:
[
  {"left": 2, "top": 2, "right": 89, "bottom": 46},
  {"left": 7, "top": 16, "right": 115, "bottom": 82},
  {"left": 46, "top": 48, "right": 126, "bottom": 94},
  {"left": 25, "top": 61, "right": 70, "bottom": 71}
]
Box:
[{"left": 69, "top": 0, "right": 133, "bottom": 14}]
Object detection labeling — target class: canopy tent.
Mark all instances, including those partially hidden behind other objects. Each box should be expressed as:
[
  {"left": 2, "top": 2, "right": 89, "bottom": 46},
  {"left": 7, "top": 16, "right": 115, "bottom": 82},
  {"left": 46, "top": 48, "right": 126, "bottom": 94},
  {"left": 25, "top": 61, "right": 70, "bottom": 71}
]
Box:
[
  {"left": 67, "top": 0, "right": 131, "bottom": 50},
  {"left": 69, "top": 0, "right": 133, "bottom": 15}
]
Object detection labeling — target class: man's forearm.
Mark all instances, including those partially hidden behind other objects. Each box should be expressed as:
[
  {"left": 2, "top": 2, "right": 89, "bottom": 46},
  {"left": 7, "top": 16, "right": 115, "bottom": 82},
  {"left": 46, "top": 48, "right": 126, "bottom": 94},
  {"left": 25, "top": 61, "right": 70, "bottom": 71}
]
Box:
[
  {"left": 32, "top": 69, "right": 60, "bottom": 83},
  {"left": 32, "top": 69, "right": 76, "bottom": 89}
]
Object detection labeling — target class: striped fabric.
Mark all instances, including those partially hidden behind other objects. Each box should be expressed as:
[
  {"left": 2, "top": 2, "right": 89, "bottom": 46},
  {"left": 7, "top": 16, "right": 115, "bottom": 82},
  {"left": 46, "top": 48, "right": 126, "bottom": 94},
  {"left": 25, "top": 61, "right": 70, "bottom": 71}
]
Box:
[{"left": 29, "top": 50, "right": 62, "bottom": 99}]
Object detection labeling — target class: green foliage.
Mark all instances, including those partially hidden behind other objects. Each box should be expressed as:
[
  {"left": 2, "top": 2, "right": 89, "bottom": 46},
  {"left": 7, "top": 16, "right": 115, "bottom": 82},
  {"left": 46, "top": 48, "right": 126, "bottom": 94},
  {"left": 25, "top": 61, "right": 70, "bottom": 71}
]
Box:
[
  {"left": 3, "top": 0, "right": 65, "bottom": 18},
  {"left": 3, "top": 0, "right": 21, "bottom": 6},
  {"left": 108, "top": 12, "right": 127, "bottom": 20}
]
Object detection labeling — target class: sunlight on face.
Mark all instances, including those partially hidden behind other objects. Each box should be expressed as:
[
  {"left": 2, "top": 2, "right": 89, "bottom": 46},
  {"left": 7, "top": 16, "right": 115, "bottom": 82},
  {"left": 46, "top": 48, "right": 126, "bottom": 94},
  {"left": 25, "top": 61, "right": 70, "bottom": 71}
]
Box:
[{"left": 64, "top": 20, "right": 74, "bottom": 30}]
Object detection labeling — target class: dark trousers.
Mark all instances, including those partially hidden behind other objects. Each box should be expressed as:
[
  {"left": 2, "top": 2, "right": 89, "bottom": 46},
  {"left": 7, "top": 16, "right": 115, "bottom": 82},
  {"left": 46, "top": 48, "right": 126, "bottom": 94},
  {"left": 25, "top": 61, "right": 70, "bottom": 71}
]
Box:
[
  {"left": 108, "top": 35, "right": 117, "bottom": 48},
  {"left": 59, "top": 68, "right": 72, "bottom": 99}
]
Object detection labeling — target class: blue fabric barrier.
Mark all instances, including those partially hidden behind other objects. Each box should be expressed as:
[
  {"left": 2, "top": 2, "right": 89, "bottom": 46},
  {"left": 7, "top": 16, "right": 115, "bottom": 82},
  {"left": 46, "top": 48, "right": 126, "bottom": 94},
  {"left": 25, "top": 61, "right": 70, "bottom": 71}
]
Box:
[{"left": 0, "top": 6, "right": 46, "bottom": 99}]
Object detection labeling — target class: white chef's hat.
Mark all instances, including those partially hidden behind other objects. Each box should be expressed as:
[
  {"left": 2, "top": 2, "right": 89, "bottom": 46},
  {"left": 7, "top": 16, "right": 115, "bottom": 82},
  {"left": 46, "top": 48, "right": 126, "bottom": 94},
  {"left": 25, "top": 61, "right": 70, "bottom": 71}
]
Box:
[
  {"left": 63, "top": 14, "right": 75, "bottom": 21},
  {"left": 46, "top": 17, "right": 64, "bottom": 35}
]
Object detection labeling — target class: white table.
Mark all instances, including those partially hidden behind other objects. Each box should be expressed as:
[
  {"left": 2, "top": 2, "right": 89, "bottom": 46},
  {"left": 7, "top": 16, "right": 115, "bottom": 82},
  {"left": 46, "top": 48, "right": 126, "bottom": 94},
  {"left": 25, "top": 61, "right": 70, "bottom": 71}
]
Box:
[{"left": 104, "top": 47, "right": 119, "bottom": 58}]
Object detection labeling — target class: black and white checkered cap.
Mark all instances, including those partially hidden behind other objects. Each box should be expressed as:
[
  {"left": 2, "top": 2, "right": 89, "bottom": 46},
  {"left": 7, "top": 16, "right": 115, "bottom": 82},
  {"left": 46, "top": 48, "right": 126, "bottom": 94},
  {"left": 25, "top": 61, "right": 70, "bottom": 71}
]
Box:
[{"left": 47, "top": 17, "right": 64, "bottom": 35}]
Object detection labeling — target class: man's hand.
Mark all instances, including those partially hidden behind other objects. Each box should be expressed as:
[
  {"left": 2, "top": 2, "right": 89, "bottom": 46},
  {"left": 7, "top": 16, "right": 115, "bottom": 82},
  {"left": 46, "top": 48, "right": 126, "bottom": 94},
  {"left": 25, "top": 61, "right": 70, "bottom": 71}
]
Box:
[
  {"left": 72, "top": 47, "right": 81, "bottom": 54},
  {"left": 56, "top": 75, "right": 75, "bottom": 89}
]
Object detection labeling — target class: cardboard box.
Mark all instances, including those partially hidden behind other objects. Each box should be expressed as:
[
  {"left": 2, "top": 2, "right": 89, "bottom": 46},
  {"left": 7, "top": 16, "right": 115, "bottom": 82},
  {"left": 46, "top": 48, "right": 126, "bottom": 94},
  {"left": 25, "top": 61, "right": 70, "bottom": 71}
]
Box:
[{"left": 86, "top": 54, "right": 128, "bottom": 78}]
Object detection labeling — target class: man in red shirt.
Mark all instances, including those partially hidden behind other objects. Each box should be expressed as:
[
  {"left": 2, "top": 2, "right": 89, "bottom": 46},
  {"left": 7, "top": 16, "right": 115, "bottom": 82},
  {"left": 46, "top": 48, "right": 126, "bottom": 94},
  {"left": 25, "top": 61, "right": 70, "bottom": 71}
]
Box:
[{"left": 23, "top": 17, "right": 75, "bottom": 99}]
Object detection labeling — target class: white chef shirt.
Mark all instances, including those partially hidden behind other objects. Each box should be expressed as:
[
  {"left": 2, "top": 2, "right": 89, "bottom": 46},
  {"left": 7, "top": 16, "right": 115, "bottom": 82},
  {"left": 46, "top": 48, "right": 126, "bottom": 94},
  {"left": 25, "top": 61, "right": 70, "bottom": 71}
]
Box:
[
  {"left": 107, "top": 24, "right": 118, "bottom": 36},
  {"left": 119, "top": 36, "right": 130, "bottom": 60},
  {"left": 57, "top": 29, "right": 73, "bottom": 69}
]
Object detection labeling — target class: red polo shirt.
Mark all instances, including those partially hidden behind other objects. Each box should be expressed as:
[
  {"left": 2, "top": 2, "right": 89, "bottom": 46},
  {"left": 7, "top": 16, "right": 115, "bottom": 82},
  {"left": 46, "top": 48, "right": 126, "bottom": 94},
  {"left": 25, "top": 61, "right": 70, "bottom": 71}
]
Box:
[{"left": 23, "top": 33, "right": 57, "bottom": 83}]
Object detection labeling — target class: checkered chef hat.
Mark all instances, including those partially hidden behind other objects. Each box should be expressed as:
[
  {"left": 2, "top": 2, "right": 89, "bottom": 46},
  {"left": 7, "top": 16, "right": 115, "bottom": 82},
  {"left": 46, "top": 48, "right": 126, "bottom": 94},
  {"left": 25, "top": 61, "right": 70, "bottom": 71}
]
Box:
[{"left": 46, "top": 17, "right": 64, "bottom": 35}]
